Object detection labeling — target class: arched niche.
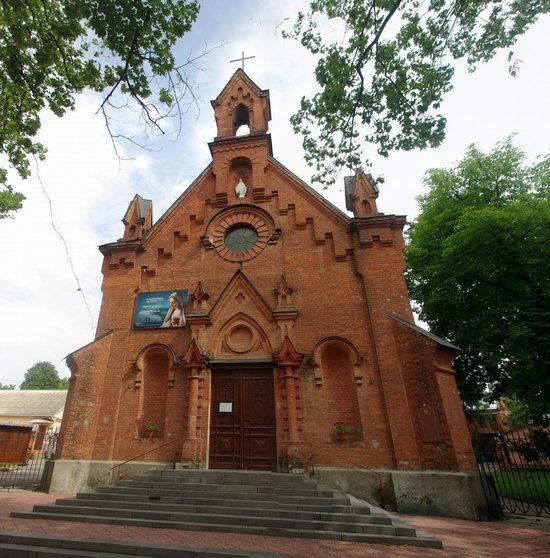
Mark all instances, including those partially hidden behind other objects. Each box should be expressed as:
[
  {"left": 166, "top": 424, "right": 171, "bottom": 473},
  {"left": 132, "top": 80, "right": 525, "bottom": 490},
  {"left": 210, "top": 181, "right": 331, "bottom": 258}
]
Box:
[
  {"left": 230, "top": 156, "right": 252, "bottom": 190},
  {"left": 311, "top": 337, "right": 364, "bottom": 443},
  {"left": 311, "top": 337, "right": 364, "bottom": 387},
  {"left": 134, "top": 343, "right": 179, "bottom": 388},
  {"left": 134, "top": 344, "right": 179, "bottom": 438},
  {"left": 214, "top": 313, "right": 272, "bottom": 359}
]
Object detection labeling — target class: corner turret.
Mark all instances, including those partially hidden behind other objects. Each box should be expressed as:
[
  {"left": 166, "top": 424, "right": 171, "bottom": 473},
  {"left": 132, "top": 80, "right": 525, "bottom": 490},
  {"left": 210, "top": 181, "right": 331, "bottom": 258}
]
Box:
[{"left": 122, "top": 194, "right": 152, "bottom": 240}]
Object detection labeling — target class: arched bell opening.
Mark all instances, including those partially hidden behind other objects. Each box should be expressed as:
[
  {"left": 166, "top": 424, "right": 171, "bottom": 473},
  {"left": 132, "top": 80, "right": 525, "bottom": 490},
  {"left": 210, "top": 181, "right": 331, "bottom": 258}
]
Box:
[{"left": 233, "top": 103, "right": 250, "bottom": 135}]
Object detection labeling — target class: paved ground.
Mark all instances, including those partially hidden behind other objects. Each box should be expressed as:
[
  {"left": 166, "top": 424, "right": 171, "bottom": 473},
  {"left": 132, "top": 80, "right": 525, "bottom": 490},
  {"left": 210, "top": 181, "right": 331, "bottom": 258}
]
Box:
[{"left": 0, "top": 490, "right": 549, "bottom": 557}]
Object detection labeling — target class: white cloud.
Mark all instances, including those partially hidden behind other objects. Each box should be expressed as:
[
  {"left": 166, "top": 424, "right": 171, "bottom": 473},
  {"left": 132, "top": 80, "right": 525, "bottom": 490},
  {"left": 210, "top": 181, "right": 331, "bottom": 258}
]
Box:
[{"left": 0, "top": 4, "right": 548, "bottom": 384}]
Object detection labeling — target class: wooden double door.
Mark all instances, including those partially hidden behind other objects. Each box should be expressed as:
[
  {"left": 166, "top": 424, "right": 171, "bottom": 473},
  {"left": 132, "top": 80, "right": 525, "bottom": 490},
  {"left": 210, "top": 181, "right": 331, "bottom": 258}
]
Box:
[{"left": 209, "top": 368, "right": 277, "bottom": 471}]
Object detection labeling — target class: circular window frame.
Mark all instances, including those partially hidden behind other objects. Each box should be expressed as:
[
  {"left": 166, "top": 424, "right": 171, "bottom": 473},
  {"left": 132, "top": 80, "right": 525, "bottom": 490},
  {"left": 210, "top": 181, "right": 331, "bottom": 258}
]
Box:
[
  {"left": 207, "top": 207, "right": 275, "bottom": 262},
  {"left": 224, "top": 224, "right": 258, "bottom": 254}
]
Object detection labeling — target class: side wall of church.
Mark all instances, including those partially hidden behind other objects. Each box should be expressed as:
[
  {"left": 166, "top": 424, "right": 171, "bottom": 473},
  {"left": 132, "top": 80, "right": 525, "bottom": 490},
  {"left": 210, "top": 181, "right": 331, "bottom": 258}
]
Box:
[{"left": 391, "top": 321, "right": 476, "bottom": 470}]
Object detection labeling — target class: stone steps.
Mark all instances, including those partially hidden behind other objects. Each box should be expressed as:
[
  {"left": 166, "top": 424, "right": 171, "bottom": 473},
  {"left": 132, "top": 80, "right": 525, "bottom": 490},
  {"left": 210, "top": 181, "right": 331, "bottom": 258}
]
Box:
[
  {"left": 54, "top": 498, "right": 386, "bottom": 523},
  {"left": 94, "top": 485, "right": 347, "bottom": 506},
  {"left": 10, "top": 469, "right": 443, "bottom": 549},
  {"left": 115, "top": 479, "right": 328, "bottom": 496},
  {"left": 0, "top": 531, "right": 274, "bottom": 558},
  {"left": 75, "top": 491, "right": 371, "bottom": 514},
  {"left": 29, "top": 503, "right": 407, "bottom": 535}
]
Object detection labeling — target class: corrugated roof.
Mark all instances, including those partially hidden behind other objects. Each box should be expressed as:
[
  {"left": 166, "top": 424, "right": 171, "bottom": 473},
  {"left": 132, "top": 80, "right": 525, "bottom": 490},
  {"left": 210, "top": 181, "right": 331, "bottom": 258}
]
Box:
[
  {"left": 389, "top": 314, "right": 460, "bottom": 350},
  {"left": 0, "top": 390, "right": 67, "bottom": 417}
]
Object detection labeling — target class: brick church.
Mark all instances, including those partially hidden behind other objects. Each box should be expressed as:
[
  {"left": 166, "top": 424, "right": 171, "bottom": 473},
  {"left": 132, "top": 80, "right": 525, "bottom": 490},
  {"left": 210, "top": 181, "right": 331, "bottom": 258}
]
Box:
[{"left": 50, "top": 70, "right": 477, "bottom": 509}]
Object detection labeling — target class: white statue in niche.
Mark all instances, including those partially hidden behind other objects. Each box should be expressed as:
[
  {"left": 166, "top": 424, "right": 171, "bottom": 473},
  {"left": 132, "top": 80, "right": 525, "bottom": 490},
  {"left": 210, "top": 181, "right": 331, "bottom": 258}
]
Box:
[{"left": 235, "top": 178, "right": 248, "bottom": 198}]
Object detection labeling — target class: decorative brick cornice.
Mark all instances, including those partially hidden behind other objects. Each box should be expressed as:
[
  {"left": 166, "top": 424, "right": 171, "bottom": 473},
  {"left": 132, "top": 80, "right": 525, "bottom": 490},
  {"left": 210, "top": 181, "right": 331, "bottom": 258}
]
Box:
[
  {"left": 351, "top": 214, "right": 406, "bottom": 231},
  {"left": 208, "top": 134, "right": 272, "bottom": 157},
  {"left": 99, "top": 239, "right": 141, "bottom": 256}
]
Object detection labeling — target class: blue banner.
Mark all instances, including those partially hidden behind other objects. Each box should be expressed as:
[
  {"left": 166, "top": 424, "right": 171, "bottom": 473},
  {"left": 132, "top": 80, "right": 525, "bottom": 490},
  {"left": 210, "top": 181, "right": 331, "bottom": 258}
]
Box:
[{"left": 133, "top": 290, "right": 188, "bottom": 329}]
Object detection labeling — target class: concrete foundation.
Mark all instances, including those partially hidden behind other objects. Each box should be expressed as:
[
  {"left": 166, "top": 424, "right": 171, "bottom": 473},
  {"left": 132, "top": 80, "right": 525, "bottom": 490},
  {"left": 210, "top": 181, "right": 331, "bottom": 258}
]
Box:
[
  {"left": 314, "top": 468, "right": 489, "bottom": 520},
  {"left": 45, "top": 459, "right": 173, "bottom": 494},
  {"left": 46, "top": 460, "right": 488, "bottom": 521}
]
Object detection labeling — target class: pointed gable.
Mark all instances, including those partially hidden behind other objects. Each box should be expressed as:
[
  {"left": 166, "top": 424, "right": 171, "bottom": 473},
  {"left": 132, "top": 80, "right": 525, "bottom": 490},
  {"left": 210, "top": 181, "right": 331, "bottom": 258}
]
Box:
[
  {"left": 209, "top": 269, "right": 274, "bottom": 322},
  {"left": 274, "top": 336, "right": 303, "bottom": 367},
  {"left": 210, "top": 68, "right": 271, "bottom": 139},
  {"left": 345, "top": 170, "right": 380, "bottom": 217},
  {"left": 182, "top": 338, "right": 209, "bottom": 368}
]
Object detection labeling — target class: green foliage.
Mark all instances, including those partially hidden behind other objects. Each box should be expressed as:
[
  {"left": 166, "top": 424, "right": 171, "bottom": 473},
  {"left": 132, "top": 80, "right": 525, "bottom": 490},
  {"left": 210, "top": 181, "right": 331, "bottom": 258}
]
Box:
[
  {"left": 0, "top": 0, "right": 200, "bottom": 217},
  {"left": 0, "top": 382, "right": 16, "bottom": 390},
  {"left": 509, "top": 429, "right": 550, "bottom": 463},
  {"left": 143, "top": 420, "right": 159, "bottom": 431},
  {"left": 504, "top": 396, "right": 532, "bottom": 429},
  {"left": 490, "top": 469, "right": 550, "bottom": 504},
  {"left": 333, "top": 422, "right": 353, "bottom": 433},
  {"left": 286, "top": 1, "right": 550, "bottom": 185},
  {"left": 20, "top": 361, "right": 69, "bottom": 390},
  {"left": 57, "top": 377, "right": 70, "bottom": 389},
  {"left": 406, "top": 138, "right": 550, "bottom": 423}
]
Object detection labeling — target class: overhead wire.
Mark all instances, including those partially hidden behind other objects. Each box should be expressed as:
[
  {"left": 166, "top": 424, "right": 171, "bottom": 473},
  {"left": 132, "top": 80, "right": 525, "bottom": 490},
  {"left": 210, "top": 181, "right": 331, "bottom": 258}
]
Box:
[{"left": 33, "top": 155, "right": 96, "bottom": 330}]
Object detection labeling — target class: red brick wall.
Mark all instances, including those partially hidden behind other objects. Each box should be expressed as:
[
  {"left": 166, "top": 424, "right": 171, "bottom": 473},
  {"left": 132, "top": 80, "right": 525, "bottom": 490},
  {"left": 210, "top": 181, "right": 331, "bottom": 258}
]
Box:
[
  {"left": 392, "top": 320, "right": 476, "bottom": 470},
  {"left": 58, "top": 74, "right": 472, "bottom": 473}
]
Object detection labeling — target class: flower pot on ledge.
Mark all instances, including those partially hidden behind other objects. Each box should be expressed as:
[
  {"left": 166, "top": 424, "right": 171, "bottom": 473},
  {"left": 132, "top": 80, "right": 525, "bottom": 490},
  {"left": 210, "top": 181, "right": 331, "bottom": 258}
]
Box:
[{"left": 336, "top": 431, "right": 351, "bottom": 442}]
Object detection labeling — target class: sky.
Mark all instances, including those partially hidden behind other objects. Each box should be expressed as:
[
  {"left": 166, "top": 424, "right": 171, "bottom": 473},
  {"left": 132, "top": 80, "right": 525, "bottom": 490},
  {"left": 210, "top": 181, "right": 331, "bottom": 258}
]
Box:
[{"left": 1, "top": 2, "right": 549, "bottom": 386}]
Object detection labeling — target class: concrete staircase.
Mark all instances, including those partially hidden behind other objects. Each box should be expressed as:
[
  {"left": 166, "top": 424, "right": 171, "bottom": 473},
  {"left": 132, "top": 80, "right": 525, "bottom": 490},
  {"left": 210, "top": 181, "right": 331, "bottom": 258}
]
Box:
[
  {"left": 9, "top": 469, "right": 442, "bottom": 552},
  {"left": 0, "top": 532, "right": 283, "bottom": 558}
]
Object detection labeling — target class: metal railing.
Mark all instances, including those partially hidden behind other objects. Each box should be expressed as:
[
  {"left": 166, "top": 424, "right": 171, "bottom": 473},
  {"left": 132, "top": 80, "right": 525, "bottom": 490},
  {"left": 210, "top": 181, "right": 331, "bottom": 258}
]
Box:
[
  {"left": 0, "top": 432, "right": 58, "bottom": 490},
  {"left": 109, "top": 440, "right": 177, "bottom": 484},
  {"left": 474, "top": 429, "right": 550, "bottom": 517},
  {"left": 281, "top": 440, "right": 388, "bottom": 509}
]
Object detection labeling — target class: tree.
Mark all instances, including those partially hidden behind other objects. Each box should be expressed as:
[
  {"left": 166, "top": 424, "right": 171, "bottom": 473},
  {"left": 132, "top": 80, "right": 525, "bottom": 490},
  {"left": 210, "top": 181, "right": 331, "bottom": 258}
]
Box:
[
  {"left": 503, "top": 396, "right": 532, "bottom": 429},
  {"left": 405, "top": 138, "right": 550, "bottom": 424},
  {"left": 0, "top": 0, "right": 202, "bottom": 218},
  {"left": 285, "top": 1, "right": 550, "bottom": 186},
  {"left": 20, "top": 361, "right": 69, "bottom": 390},
  {"left": 0, "top": 382, "right": 16, "bottom": 390}
]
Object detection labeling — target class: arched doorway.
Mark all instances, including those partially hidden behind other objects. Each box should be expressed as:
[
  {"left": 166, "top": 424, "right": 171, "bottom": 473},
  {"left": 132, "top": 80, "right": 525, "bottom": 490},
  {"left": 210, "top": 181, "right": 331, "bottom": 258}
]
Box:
[{"left": 209, "top": 316, "right": 276, "bottom": 470}]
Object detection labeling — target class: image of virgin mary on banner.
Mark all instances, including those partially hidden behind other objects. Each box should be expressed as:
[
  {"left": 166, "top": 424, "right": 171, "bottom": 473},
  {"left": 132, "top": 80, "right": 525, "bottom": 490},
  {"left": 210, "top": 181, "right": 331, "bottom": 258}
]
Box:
[{"left": 133, "top": 290, "right": 188, "bottom": 329}]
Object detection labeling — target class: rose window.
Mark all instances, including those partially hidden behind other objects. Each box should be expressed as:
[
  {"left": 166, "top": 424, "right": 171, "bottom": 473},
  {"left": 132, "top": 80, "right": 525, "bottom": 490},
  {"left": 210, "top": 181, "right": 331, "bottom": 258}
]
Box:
[{"left": 224, "top": 225, "right": 258, "bottom": 253}]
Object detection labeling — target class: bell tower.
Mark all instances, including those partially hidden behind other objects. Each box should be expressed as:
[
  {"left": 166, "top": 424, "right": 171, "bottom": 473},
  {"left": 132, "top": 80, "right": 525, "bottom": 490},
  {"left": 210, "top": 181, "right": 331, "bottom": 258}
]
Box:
[
  {"left": 210, "top": 68, "right": 271, "bottom": 140},
  {"left": 209, "top": 69, "right": 273, "bottom": 206}
]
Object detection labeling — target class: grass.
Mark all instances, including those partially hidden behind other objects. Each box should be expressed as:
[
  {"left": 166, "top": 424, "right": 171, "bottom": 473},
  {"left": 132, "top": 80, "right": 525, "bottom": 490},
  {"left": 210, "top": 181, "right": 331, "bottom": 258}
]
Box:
[{"left": 490, "top": 468, "right": 550, "bottom": 504}]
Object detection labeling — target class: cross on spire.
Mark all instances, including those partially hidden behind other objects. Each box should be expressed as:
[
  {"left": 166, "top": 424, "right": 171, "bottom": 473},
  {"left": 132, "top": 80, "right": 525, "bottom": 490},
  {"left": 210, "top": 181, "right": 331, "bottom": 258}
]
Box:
[{"left": 230, "top": 51, "right": 255, "bottom": 70}]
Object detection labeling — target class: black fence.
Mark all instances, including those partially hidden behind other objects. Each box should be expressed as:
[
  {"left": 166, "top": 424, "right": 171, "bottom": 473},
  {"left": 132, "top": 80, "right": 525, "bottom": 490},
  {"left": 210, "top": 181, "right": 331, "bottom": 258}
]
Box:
[
  {"left": 474, "top": 429, "right": 550, "bottom": 518},
  {"left": 0, "top": 431, "right": 58, "bottom": 490}
]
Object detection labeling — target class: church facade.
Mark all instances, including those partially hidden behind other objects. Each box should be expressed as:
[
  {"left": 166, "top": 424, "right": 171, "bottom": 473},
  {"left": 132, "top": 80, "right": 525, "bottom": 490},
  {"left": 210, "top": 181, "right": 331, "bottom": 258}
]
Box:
[{"left": 50, "top": 70, "right": 479, "bottom": 514}]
